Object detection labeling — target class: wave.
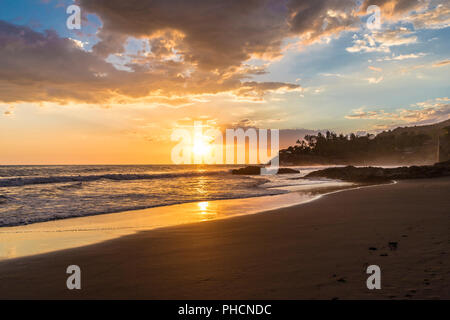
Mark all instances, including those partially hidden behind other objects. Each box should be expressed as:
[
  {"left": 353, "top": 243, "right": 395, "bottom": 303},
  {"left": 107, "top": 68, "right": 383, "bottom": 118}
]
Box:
[
  {"left": 0, "top": 188, "right": 287, "bottom": 227},
  {"left": 0, "top": 170, "right": 229, "bottom": 187}
]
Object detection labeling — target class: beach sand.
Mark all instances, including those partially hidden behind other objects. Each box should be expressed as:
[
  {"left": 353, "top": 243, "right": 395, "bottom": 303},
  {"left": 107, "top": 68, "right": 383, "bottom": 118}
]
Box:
[{"left": 0, "top": 178, "right": 449, "bottom": 299}]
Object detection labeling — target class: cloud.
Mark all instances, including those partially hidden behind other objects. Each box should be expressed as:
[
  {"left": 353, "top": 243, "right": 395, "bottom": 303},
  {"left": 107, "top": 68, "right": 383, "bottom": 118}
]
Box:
[
  {"left": 0, "top": 20, "right": 299, "bottom": 105},
  {"left": 345, "top": 108, "right": 392, "bottom": 119},
  {"left": 78, "top": 0, "right": 433, "bottom": 70},
  {"left": 372, "top": 29, "right": 417, "bottom": 46},
  {"left": 358, "top": 0, "right": 425, "bottom": 19},
  {"left": 0, "top": 0, "right": 447, "bottom": 106},
  {"left": 232, "top": 81, "right": 302, "bottom": 101},
  {"left": 81, "top": 0, "right": 366, "bottom": 65},
  {"left": 0, "top": 21, "right": 118, "bottom": 103},
  {"left": 346, "top": 29, "right": 417, "bottom": 53},
  {"left": 432, "top": 59, "right": 450, "bottom": 67},
  {"left": 346, "top": 98, "right": 450, "bottom": 125},
  {"left": 288, "top": 0, "right": 360, "bottom": 43},
  {"left": 399, "top": 59, "right": 450, "bottom": 73},
  {"left": 1, "top": 104, "right": 14, "bottom": 117},
  {"left": 79, "top": 0, "right": 290, "bottom": 71},
  {"left": 320, "top": 72, "right": 345, "bottom": 77},
  {"left": 368, "top": 66, "right": 382, "bottom": 72},
  {"left": 68, "top": 38, "right": 87, "bottom": 49},
  {"left": 302, "top": 86, "right": 325, "bottom": 94},
  {"left": 380, "top": 52, "right": 426, "bottom": 60},
  {"left": 404, "top": 2, "right": 450, "bottom": 29},
  {"left": 366, "top": 76, "right": 384, "bottom": 83},
  {"left": 357, "top": 1, "right": 450, "bottom": 36}
]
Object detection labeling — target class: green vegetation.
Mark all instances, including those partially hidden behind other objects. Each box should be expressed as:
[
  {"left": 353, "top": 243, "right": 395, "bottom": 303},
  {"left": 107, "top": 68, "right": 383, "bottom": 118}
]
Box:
[{"left": 280, "top": 120, "right": 450, "bottom": 166}]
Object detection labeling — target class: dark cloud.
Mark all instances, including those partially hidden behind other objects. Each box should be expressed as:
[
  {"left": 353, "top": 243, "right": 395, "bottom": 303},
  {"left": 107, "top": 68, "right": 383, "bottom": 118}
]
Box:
[
  {"left": 0, "top": 0, "right": 440, "bottom": 105},
  {"left": 79, "top": 0, "right": 290, "bottom": 71},
  {"left": 288, "top": 0, "right": 359, "bottom": 42},
  {"left": 0, "top": 20, "right": 300, "bottom": 104},
  {"left": 0, "top": 20, "right": 116, "bottom": 103},
  {"left": 80, "top": 0, "right": 371, "bottom": 69}
]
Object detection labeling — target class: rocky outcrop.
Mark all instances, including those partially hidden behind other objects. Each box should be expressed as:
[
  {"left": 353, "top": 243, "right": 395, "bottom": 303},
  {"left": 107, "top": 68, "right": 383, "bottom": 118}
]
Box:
[
  {"left": 231, "top": 166, "right": 300, "bottom": 175},
  {"left": 305, "top": 160, "right": 450, "bottom": 182}
]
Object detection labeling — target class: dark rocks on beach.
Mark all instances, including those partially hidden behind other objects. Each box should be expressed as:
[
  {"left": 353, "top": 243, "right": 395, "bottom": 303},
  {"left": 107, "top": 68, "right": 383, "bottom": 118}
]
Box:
[
  {"left": 231, "top": 166, "right": 262, "bottom": 175},
  {"left": 277, "top": 168, "right": 300, "bottom": 174},
  {"left": 304, "top": 160, "right": 450, "bottom": 182},
  {"left": 231, "top": 166, "right": 300, "bottom": 175}
]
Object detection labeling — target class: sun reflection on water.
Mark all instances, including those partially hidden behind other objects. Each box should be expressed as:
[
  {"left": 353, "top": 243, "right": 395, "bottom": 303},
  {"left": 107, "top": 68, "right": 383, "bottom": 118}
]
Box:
[
  {"left": 197, "top": 201, "right": 217, "bottom": 220},
  {"left": 198, "top": 201, "right": 209, "bottom": 212}
]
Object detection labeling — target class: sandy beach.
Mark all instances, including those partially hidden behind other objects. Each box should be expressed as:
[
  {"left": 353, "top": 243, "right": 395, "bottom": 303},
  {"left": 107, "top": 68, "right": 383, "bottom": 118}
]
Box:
[{"left": 0, "top": 177, "right": 449, "bottom": 299}]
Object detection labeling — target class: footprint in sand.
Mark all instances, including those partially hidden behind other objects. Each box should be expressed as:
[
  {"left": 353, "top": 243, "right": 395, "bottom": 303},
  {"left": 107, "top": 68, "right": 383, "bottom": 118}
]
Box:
[{"left": 388, "top": 242, "right": 398, "bottom": 250}]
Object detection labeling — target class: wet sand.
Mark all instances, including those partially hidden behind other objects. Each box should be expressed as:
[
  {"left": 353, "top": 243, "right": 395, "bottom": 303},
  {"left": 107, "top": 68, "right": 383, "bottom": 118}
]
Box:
[
  {"left": 0, "top": 178, "right": 449, "bottom": 299},
  {"left": 0, "top": 180, "right": 353, "bottom": 260}
]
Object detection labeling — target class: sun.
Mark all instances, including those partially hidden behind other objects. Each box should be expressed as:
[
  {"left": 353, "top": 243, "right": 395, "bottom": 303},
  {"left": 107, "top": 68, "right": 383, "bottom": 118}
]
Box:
[{"left": 192, "top": 136, "right": 211, "bottom": 157}]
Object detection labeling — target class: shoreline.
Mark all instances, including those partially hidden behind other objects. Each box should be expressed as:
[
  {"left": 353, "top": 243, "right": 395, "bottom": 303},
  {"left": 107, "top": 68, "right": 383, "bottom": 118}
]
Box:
[
  {"left": 0, "top": 180, "right": 354, "bottom": 260},
  {"left": 0, "top": 177, "right": 448, "bottom": 299}
]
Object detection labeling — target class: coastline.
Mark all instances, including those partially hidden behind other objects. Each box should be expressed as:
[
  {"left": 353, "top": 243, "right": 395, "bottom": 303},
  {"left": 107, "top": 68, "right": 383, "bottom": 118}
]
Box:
[
  {"left": 0, "top": 179, "right": 354, "bottom": 260},
  {"left": 0, "top": 177, "right": 448, "bottom": 299}
]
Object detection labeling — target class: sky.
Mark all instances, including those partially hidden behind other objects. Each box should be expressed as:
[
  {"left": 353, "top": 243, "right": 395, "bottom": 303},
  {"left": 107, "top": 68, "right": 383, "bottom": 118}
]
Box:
[{"left": 0, "top": 0, "right": 449, "bottom": 164}]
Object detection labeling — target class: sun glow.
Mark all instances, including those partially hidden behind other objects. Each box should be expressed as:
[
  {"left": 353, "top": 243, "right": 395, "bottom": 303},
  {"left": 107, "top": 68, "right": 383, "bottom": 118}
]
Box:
[
  {"left": 198, "top": 201, "right": 209, "bottom": 212},
  {"left": 192, "top": 137, "right": 212, "bottom": 157},
  {"left": 197, "top": 201, "right": 217, "bottom": 220}
]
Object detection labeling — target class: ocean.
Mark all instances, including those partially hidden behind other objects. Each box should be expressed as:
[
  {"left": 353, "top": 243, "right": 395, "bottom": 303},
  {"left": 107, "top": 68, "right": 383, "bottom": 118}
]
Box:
[{"left": 0, "top": 165, "right": 342, "bottom": 227}]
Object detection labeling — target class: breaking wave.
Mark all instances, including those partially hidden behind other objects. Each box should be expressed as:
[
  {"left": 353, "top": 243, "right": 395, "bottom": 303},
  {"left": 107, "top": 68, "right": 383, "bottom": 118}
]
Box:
[{"left": 0, "top": 170, "right": 227, "bottom": 187}]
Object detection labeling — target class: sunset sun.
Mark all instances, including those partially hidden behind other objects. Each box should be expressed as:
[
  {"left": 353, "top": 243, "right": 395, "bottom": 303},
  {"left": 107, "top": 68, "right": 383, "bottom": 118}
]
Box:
[{"left": 192, "top": 137, "right": 211, "bottom": 157}]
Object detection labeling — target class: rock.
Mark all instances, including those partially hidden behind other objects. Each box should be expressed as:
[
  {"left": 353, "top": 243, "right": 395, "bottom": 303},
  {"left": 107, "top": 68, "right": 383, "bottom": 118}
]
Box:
[
  {"left": 305, "top": 161, "right": 450, "bottom": 182},
  {"left": 277, "top": 168, "right": 300, "bottom": 174},
  {"left": 231, "top": 166, "right": 299, "bottom": 175},
  {"left": 231, "top": 166, "right": 262, "bottom": 175}
]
